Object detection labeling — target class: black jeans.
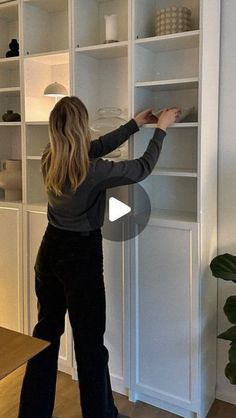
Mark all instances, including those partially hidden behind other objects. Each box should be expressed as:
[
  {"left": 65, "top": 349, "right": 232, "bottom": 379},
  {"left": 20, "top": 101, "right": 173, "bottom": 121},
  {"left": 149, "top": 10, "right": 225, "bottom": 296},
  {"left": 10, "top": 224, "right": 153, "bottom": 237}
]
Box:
[{"left": 18, "top": 223, "right": 119, "bottom": 418}]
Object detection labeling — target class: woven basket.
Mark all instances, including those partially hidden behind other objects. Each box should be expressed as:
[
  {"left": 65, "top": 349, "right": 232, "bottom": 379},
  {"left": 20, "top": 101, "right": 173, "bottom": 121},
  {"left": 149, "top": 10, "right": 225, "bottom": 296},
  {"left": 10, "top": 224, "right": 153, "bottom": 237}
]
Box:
[{"left": 156, "top": 6, "right": 192, "bottom": 36}]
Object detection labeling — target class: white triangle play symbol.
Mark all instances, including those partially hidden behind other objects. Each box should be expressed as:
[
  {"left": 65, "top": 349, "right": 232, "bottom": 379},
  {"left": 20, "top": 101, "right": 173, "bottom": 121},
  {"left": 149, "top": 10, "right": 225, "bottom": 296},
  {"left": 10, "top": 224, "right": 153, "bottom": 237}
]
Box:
[{"left": 109, "top": 197, "right": 131, "bottom": 222}]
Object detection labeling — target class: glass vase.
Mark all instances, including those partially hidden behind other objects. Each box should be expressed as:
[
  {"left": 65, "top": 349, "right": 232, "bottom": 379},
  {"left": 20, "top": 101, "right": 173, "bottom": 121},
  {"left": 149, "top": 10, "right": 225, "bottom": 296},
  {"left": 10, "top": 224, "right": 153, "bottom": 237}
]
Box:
[{"left": 90, "top": 107, "right": 127, "bottom": 158}]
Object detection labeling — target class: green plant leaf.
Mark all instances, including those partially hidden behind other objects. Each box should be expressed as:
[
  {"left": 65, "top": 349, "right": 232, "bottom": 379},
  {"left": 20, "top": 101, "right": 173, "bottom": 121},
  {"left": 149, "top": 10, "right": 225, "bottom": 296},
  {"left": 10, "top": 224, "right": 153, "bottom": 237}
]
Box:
[
  {"left": 224, "top": 296, "right": 236, "bottom": 324},
  {"left": 229, "top": 342, "right": 236, "bottom": 365},
  {"left": 210, "top": 253, "right": 236, "bottom": 281},
  {"left": 225, "top": 362, "right": 236, "bottom": 384},
  {"left": 218, "top": 326, "right": 236, "bottom": 341}
]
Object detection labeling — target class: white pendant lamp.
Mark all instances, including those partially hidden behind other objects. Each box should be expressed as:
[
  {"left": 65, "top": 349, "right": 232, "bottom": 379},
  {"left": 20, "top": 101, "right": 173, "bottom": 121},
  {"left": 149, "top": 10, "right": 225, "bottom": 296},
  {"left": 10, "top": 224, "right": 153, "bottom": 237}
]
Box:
[{"left": 43, "top": 82, "right": 68, "bottom": 102}]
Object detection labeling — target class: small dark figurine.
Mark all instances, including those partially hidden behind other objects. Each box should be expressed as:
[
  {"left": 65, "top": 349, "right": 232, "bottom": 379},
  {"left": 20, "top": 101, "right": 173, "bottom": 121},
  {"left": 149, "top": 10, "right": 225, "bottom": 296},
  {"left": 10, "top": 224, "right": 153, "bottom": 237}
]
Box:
[
  {"left": 6, "top": 39, "right": 19, "bottom": 58},
  {"left": 2, "top": 110, "right": 21, "bottom": 122}
]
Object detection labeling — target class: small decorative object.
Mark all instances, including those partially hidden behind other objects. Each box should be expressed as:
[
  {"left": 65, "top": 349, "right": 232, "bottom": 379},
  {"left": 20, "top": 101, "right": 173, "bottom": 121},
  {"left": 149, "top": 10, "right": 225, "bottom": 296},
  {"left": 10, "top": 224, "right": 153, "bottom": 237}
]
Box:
[
  {"left": 152, "top": 107, "right": 196, "bottom": 122},
  {"left": 174, "top": 106, "right": 195, "bottom": 122},
  {"left": 2, "top": 110, "right": 21, "bottom": 122},
  {"left": 177, "top": 107, "right": 194, "bottom": 122},
  {"left": 6, "top": 38, "right": 19, "bottom": 57},
  {"left": 90, "top": 107, "right": 127, "bottom": 158},
  {"left": 104, "top": 14, "right": 118, "bottom": 43},
  {"left": 156, "top": 6, "right": 192, "bottom": 36},
  {"left": 0, "top": 159, "right": 22, "bottom": 201}
]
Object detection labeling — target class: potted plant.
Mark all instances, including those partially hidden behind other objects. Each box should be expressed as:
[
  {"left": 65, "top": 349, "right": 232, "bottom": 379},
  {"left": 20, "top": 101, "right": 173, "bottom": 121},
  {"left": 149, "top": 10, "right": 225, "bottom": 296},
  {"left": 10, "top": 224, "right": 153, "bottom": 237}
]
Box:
[{"left": 210, "top": 253, "right": 236, "bottom": 384}]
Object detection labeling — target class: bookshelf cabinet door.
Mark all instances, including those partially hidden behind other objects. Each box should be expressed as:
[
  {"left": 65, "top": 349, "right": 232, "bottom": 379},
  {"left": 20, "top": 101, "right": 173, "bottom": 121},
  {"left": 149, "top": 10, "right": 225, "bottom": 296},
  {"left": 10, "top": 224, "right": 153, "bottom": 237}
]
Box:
[
  {"left": 103, "top": 237, "right": 128, "bottom": 394},
  {"left": 131, "top": 221, "right": 199, "bottom": 412},
  {"left": 0, "top": 206, "right": 22, "bottom": 331}
]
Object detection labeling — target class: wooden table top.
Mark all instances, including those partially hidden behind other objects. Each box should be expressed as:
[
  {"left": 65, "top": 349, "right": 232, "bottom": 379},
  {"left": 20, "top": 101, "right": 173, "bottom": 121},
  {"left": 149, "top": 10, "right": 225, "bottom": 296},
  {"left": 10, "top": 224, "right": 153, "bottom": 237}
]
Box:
[{"left": 0, "top": 326, "right": 50, "bottom": 380}]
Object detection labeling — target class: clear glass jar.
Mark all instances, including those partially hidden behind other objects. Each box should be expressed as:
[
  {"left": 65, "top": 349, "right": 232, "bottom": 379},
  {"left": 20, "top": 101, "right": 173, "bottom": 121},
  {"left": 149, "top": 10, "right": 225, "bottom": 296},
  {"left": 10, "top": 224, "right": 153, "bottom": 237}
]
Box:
[{"left": 90, "top": 107, "right": 127, "bottom": 158}]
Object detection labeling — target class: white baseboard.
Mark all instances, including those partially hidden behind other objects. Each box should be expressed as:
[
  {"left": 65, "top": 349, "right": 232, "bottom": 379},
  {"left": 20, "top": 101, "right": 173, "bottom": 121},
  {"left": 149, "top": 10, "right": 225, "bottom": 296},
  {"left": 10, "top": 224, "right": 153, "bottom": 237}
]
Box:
[
  {"left": 68, "top": 367, "right": 128, "bottom": 396},
  {"left": 216, "top": 390, "right": 236, "bottom": 405},
  {"left": 110, "top": 374, "right": 128, "bottom": 396},
  {"left": 133, "top": 392, "right": 197, "bottom": 418},
  {"left": 58, "top": 362, "right": 73, "bottom": 376}
]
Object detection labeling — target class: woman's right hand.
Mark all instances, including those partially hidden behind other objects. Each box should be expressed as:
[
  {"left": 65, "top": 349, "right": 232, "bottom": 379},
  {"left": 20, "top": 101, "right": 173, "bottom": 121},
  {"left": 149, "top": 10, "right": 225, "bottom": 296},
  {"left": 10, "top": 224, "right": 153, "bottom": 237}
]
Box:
[{"left": 156, "top": 108, "right": 181, "bottom": 131}]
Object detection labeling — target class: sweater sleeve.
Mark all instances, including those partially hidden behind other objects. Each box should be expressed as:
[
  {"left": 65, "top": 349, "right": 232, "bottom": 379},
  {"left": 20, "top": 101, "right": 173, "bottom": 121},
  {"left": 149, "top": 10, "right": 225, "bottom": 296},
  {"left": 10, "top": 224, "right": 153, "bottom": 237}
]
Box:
[
  {"left": 91, "top": 127, "right": 166, "bottom": 189},
  {"left": 89, "top": 119, "right": 139, "bottom": 158}
]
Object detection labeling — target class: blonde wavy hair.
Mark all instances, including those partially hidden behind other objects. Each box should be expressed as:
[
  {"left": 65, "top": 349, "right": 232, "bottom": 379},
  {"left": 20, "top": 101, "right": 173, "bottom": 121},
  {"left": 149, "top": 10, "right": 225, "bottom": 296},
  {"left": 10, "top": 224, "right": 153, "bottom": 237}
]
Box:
[{"left": 42, "top": 96, "right": 91, "bottom": 196}]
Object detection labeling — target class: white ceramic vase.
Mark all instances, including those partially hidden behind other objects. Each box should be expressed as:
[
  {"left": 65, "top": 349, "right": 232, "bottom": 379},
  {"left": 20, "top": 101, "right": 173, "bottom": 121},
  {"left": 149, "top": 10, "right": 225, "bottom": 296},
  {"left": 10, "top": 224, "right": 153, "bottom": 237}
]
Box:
[
  {"left": 104, "top": 14, "right": 118, "bottom": 43},
  {"left": 0, "top": 159, "right": 22, "bottom": 201}
]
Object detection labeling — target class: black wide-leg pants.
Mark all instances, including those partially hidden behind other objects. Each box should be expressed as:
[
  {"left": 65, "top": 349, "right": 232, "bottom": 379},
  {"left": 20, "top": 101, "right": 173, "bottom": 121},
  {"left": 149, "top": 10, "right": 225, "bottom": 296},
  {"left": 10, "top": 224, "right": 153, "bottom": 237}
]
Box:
[{"left": 18, "top": 223, "right": 119, "bottom": 418}]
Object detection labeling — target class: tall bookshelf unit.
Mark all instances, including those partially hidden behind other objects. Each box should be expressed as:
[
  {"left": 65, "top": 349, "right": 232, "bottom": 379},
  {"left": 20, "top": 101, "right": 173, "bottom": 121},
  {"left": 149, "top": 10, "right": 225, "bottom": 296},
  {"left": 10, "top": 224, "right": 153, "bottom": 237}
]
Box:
[{"left": 0, "top": 1, "right": 220, "bottom": 417}]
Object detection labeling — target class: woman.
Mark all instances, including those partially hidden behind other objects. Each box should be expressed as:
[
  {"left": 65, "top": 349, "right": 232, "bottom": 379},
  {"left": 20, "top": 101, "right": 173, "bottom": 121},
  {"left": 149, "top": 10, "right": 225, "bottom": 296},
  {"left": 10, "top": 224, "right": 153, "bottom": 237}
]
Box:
[{"left": 18, "top": 96, "right": 180, "bottom": 418}]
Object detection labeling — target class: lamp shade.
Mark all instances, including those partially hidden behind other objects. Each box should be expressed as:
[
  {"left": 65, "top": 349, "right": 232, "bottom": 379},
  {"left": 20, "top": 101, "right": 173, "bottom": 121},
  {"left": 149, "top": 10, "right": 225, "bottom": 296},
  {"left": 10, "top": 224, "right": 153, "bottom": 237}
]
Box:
[{"left": 43, "top": 82, "right": 68, "bottom": 97}]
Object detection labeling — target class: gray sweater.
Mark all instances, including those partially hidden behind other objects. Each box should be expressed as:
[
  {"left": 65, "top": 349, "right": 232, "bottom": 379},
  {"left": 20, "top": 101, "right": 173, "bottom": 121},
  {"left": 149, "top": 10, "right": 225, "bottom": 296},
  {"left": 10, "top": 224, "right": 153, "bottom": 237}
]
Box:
[{"left": 47, "top": 119, "right": 166, "bottom": 231}]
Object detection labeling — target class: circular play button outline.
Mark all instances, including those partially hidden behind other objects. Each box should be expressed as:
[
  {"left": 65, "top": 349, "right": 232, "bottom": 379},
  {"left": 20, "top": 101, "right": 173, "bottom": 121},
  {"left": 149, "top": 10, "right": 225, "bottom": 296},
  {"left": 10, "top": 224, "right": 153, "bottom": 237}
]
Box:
[{"left": 86, "top": 179, "right": 151, "bottom": 242}]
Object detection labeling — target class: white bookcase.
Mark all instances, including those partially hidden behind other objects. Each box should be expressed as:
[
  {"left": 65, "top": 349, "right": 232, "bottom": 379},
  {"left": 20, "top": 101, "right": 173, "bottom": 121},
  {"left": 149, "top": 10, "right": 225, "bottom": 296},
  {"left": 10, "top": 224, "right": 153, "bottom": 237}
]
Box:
[
  {"left": 129, "top": 2, "right": 220, "bottom": 418},
  {"left": 0, "top": 1, "right": 220, "bottom": 417}
]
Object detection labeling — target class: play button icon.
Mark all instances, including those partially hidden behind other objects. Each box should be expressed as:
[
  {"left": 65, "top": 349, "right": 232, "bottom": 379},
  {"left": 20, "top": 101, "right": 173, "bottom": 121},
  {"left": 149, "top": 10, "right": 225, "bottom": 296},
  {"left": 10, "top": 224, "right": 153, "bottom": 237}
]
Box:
[
  {"left": 109, "top": 197, "right": 131, "bottom": 222},
  {"left": 103, "top": 181, "right": 151, "bottom": 242},
  {"left": 86, "top": 178, "right": 151, "bottom": 242}
]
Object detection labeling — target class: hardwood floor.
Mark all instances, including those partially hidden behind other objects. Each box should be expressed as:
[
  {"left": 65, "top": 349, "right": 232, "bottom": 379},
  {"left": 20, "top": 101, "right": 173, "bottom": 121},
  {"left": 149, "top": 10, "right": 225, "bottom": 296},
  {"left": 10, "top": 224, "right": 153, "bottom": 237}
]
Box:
[{"left": 0, "top": 365, "right": 236, "bottom": 418}]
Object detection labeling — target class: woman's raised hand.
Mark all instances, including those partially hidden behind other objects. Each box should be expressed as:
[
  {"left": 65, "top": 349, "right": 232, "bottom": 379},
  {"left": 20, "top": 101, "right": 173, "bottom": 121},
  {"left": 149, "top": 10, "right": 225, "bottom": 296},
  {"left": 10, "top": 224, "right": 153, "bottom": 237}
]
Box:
[
  {"left": 134, "top": 107, "right": 181, "bottom": 130},
  {"left": 156, "top": 108, "right": 181, "bottom": 131},
  {"left": 134, "top": 108, "right": 158, "bottom": 128}
]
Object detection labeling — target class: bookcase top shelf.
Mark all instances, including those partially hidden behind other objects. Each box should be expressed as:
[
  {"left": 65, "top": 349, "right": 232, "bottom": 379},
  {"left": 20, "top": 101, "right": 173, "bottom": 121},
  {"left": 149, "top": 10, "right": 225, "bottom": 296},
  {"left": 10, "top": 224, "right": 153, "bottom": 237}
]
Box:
[
  {"left": 136, "top": 77, "right": 199, "bottom": 91},
  {"left": 26, "top": 121, "right": 49, "bottom": 125},
  {"left": 24, "top": 50, "right": 69, "bottom": 64},
  {"left": 135, "top": 30, "right": 200, "bottom": 52},
  {"left": 0, "top": 200, "right": 22, "bottom": 209},
  {"left": 152, "top": 168, "right": 197, "bottom": 178},
  {"left": 144, "top": 123, "right": 198, "bottom": 128},
  {"left": 0, "top": 87, "right": 20, "bottom": 95},
  {"left": 75, "top": 42, "right": 128, "bottom": 59},
  {"left": 0, "top": 57, "right": 19, "bottom": 67},
  {"left": 0, "top": 122, "right": 21, "bottom": 126},
  {"left": 27, "top": 156, "right": 41, "bottom": 160}
]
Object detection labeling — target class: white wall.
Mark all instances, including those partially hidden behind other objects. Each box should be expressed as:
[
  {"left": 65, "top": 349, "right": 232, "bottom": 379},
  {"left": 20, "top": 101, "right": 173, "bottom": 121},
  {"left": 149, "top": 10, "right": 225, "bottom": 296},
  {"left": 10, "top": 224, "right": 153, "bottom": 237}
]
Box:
[{"left": 217, "top": 0, "right": 236, "bottom": 404}]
